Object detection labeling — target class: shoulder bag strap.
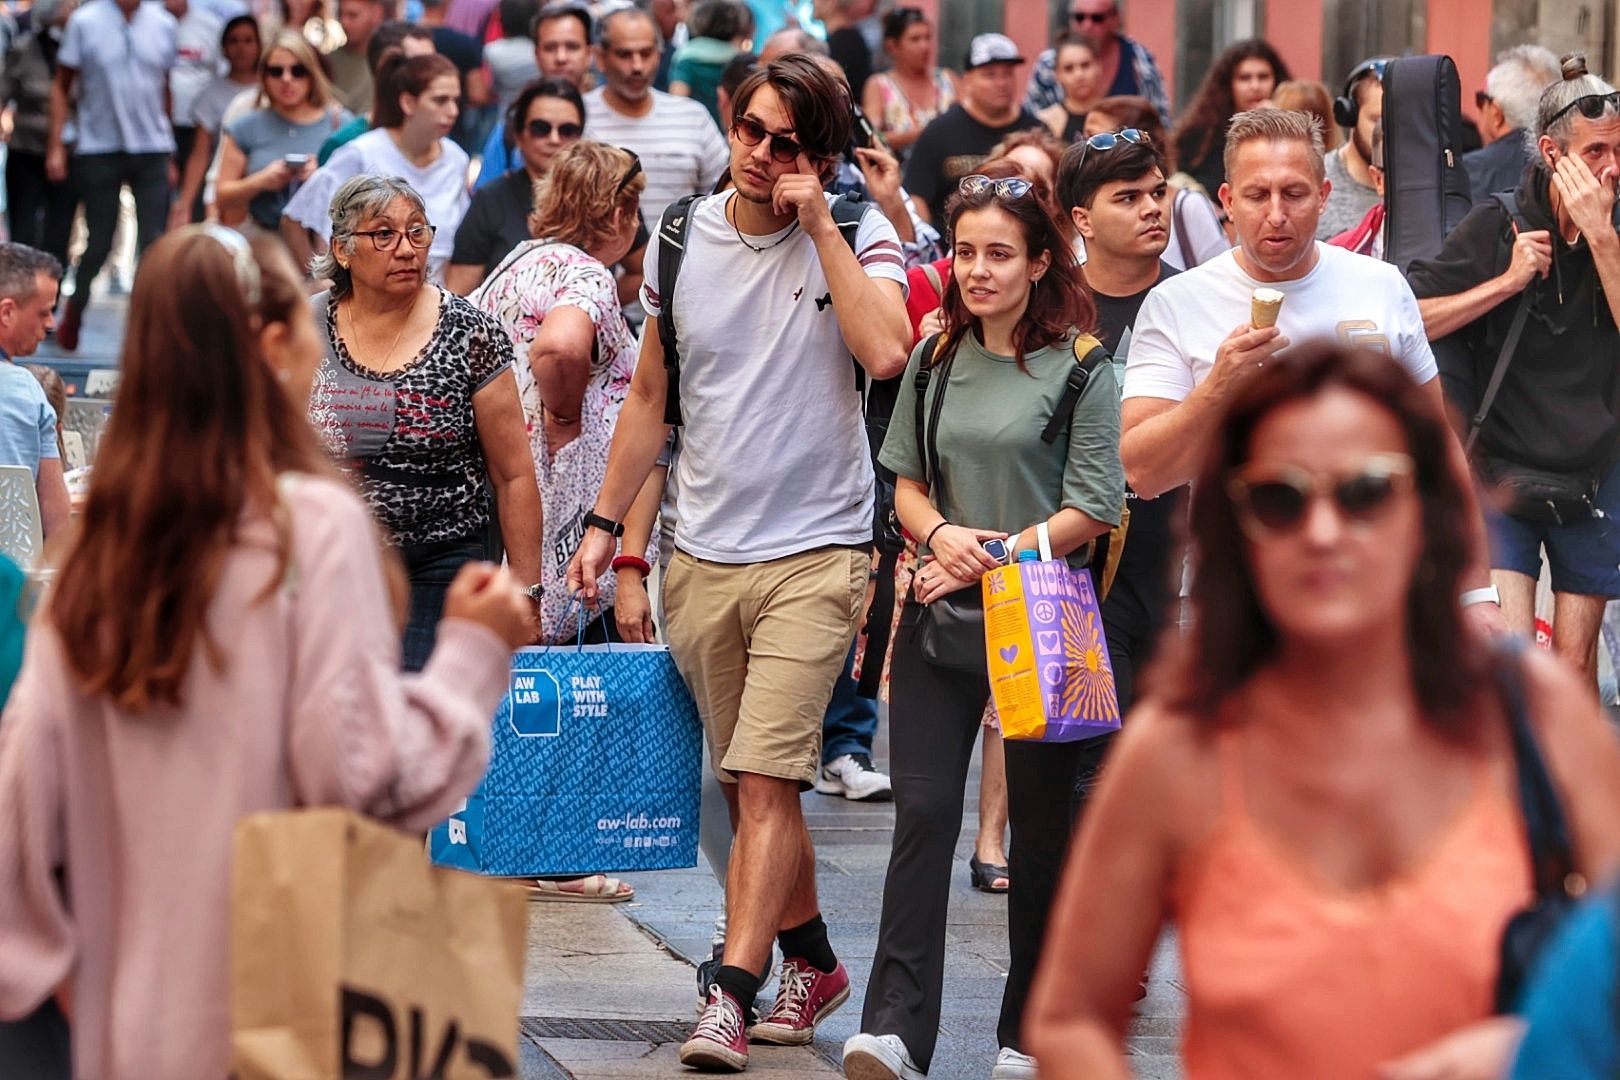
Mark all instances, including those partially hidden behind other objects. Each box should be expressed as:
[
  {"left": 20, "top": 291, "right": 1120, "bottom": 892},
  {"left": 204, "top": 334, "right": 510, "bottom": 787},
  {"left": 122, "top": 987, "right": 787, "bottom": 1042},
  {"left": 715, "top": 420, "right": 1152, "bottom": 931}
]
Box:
[
  {"left": 913, "top": 332, "right": 944, "bottom": 484},
  {"left": 922, "top": 337, "right": 954, "bottom": 488},
  {"left": 1467, "top": 194, "right": 1537, "bottom": 454},
  {"left": 1494, "top": 636, "right": 1580, "bottom": 900},
  {"left": 657, "top": 194, "right": 702, "bottom": 427}
]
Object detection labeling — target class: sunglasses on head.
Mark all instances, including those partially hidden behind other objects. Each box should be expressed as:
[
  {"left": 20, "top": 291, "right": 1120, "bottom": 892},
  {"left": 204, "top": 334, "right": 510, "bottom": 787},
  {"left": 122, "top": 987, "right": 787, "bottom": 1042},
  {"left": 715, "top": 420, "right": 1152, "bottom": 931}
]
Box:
[
  {"left": 526, "top": 118, "right": 583, "bottom": 139},
  {"left": 614, "top": 148, "right": 642, "bottom": 197},
  {"left": 958, "top": 174, "right": 1033, "bottom": 199},
  {"left": 266, "top": 63, "right": 309, "bottom": 79},
  {"left": 1227, "top": 453, "right": 1416, "bottom": 537},
  {"left": 1474, "top": 90, "right": 1493, "bottom": 111},
  {"left": 1547, "top": 91, "right": 1620, "bottom": 126},
  {"left": 732, "top": 115, "right": 807, "bottom": 164}
]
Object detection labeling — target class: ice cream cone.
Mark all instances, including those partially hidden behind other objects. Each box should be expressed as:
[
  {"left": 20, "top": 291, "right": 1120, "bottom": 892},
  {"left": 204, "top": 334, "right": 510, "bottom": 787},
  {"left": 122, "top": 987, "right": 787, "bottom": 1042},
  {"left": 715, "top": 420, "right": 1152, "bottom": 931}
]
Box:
[{"left": 1250, "top": 288, "right": 1284, "bottom": 329}]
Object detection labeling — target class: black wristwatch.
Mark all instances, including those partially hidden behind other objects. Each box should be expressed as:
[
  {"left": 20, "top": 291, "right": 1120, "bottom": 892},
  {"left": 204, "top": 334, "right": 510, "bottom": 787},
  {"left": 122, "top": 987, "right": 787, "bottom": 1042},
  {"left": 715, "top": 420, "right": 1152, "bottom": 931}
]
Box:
[{"left": 582, "top": 511, "right": 625, "bottom": 538}]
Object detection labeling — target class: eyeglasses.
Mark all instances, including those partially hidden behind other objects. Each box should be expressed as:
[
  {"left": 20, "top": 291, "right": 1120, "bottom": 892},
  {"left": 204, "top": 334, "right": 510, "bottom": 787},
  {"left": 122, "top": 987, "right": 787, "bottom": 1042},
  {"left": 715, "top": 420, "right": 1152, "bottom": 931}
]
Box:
[
  {"left": 958, "top": 174, "right": 1033, "bottom": 198},
  {"left": 614, "top": 149, "right": 642, "bottom": 198},
  {"left": 1071, "top": 9, "right": 1112, "bottom": 24},
  {"left": 349, "top": 223, "right": 437, "bottom": 252},
  {"left": 732, "top": 115, "right": 806, "bottom": 164},
  {"left": 1226, "top": 453, "right": 1416, "bottom": 538},
  {"left": 1547, "top": 91, "right": 1620, "bottom": 126},
  {"left": 1474, "top": 90, "right": 1493, "bottom": 111},
  {"left": 525, "top": 118, "right": 583, "bottom": 139},
  {"left": 1082, "top": 127, "right": 1149, "bottom": 153},
  {"left": 266, "top": 63, "right": 310, "bottom": 80}
]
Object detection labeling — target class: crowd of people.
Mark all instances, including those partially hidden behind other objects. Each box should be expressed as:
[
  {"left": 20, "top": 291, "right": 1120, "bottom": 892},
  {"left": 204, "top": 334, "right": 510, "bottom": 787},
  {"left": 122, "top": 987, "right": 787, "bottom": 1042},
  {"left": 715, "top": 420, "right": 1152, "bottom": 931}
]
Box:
[{"left": 2, "top": 0, "right": 1620, "bottom": 1078}]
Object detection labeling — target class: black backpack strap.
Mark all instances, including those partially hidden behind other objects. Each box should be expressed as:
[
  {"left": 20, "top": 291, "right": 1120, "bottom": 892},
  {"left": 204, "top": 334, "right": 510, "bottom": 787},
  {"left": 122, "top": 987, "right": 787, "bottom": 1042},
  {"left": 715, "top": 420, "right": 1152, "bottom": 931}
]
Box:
[
  {"left": 913, "top": 333, "right": 946, "bottom": 485},
  {"left": 831, "top": 191, "right": 874, "bottom": 394},
  {"left": 1041, "top": 334, "right": 1112, "bottom": 445},
  {"left": 1465, "top": 194, "right": 1535, "bottom": 455},
  {"left": 656, "top": 194, "right": 703, "bottom": 428}
]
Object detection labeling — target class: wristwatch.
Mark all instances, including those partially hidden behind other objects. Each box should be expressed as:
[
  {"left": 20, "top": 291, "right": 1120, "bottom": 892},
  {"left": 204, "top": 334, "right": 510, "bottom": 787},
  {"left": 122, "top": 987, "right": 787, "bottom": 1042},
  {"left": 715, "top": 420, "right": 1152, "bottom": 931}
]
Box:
[
  {"left": 524, "top": 583, "right": 544, "bottom": 603},
  {"left": 582, "top": 511, "right": 625, "bottom": 538}
]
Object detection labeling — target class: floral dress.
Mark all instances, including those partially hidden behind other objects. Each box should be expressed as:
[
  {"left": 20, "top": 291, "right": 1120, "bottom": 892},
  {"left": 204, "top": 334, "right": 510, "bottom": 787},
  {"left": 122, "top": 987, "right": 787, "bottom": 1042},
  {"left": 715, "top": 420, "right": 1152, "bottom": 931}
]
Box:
[{"left": 470, "top": 239, "right": 657, "bottom": 642}]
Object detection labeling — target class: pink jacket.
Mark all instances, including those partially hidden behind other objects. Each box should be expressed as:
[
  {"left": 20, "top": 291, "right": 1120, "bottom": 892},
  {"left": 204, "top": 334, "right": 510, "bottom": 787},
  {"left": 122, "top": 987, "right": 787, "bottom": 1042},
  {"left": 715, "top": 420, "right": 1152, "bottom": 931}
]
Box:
[{"left": 0, "top": 475, "right": 510, "bottom": 1079}]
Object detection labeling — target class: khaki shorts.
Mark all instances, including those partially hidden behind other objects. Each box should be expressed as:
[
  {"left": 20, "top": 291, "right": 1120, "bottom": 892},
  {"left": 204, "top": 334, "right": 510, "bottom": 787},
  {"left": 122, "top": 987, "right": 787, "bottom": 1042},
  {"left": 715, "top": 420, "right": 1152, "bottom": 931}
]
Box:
[{"left": 663, "top": 546, "right": 868, "bottom": 786}]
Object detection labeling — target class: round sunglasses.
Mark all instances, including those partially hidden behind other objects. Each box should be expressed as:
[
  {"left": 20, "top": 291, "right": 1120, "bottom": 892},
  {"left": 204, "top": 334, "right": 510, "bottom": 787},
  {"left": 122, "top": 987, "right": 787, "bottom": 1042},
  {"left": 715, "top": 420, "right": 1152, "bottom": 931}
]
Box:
[
  {"left": 525, "top": 118, "right": 584, "bottom": 139},
  {"left": 1226, "top": 453, "right": 1416, "bottom": 537}
]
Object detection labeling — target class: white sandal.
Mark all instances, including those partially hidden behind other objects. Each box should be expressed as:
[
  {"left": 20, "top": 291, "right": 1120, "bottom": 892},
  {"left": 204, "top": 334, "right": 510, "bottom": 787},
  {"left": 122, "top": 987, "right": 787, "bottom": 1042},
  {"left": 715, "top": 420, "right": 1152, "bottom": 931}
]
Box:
[{"left": 526, "top": 874, "right": 635, "bottom": 903}]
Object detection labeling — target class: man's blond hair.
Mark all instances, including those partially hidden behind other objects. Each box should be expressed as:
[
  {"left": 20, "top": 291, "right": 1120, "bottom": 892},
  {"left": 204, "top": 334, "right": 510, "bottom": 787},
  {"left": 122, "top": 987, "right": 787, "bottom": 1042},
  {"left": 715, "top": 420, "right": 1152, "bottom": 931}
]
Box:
[{"left": 1222, "top": 107, "right": 1326, "bottom": 183}]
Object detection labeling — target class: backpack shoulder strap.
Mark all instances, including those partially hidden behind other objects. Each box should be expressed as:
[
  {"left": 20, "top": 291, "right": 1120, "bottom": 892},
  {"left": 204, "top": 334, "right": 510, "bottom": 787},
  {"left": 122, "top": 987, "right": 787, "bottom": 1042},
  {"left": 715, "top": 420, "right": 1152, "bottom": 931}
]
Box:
[
  {"left": 829, "top": 191, "right": 870, "bottom": 256},
  {"left": 657, "top": 194, "right": 703, "bottom": 428},
  {"left": 1041, "top": 333, "right": 1112, "bottom": 445},
  {"left": 919, "top": 261, "right": 944, "bottom": 298}
]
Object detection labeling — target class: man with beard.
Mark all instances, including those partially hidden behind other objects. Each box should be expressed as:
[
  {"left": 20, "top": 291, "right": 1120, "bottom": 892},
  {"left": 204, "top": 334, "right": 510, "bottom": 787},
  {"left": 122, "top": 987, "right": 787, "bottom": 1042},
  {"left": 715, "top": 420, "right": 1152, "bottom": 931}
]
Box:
[
  {"left": 1120, "top": 108, "right": 1504, "bottom": 630},
  {"left": 1316, "top": 56, "right": 1388, "bottom": 240}
]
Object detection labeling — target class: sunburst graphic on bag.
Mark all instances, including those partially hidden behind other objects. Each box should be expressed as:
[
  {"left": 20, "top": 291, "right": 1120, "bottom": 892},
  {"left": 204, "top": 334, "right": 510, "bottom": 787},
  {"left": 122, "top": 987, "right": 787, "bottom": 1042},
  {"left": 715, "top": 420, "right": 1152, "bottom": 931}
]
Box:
[{"left": 1058, "top": 604, "right": 1119, "bottom": 724}]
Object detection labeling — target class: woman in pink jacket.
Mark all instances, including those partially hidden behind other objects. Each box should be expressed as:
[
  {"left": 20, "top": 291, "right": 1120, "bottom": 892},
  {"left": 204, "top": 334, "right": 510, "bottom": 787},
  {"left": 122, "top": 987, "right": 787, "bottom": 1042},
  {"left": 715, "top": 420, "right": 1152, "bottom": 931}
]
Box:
[{"left": 0, "top": 226, "right": 533, "bottom": 1079}]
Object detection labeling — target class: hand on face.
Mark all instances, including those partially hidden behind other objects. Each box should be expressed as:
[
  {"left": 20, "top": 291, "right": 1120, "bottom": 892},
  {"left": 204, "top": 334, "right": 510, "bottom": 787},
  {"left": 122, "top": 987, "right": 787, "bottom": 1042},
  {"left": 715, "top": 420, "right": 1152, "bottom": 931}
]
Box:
[
  {"left": 1550, "top": 150, "right": 1618, "bottom": 241},
  {"left": 771, "top": 152, "right": 836, "bottom": 235}
]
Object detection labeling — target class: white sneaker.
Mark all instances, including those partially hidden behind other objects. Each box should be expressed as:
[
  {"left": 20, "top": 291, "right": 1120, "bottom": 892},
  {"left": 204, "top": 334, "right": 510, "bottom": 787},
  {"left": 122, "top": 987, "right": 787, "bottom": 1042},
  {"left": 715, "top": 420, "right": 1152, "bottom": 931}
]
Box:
[
  {"left": 990, "top": 1047, "right": 1036, "bottom": 1080},
  {"left": 843, "top": 1032, "right": 924, "bottom": 1080},
  {"left": 814, "top": 753, "right": 894, "bottom": 801}
]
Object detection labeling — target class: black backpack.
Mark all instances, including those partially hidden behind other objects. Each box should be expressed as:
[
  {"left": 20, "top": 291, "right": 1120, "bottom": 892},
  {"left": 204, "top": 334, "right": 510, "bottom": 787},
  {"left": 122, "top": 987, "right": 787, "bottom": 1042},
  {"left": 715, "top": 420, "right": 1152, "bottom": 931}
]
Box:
[{"left": 1382, "top": 54, "right": 1475, "bottom": 272}]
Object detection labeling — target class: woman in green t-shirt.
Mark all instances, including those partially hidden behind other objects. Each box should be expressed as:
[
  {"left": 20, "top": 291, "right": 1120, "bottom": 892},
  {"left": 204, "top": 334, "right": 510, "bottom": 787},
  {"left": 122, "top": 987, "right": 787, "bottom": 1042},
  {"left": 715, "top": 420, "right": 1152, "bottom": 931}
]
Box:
[{"left": 847, "top": 175, "right": 1123, "bottom": 1080}]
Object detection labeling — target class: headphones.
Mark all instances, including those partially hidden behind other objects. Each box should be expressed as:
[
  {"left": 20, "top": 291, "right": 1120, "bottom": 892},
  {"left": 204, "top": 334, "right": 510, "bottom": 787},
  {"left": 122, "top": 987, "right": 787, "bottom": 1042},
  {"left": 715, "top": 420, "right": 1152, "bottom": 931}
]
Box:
[{"left": 1332, "top": 57, "right": 1392, "bottom": 128}]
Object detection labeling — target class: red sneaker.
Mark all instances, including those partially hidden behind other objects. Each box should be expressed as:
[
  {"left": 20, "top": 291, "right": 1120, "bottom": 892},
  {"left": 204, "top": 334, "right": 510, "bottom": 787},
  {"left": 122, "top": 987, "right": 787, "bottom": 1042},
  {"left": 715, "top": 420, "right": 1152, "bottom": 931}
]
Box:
[
  {"left": 54, "top": 304, "right": 81, "bottom": 352},
  {"left": 680, "top": 985, "right": 750, "bottom": 1072},
  {"left": 749, "top": 957, "right": 850, "bottom": 1046}
]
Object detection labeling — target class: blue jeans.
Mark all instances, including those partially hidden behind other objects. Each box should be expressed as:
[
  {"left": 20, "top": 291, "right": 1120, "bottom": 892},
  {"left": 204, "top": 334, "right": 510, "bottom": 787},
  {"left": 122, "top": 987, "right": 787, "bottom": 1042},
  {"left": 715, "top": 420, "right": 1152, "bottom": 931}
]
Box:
[
  {"left": 821, "top": 638, "right": 877, "bottom": 764},
  {"left": 400, "top": 537, "right": 485, "bottom": 673}
]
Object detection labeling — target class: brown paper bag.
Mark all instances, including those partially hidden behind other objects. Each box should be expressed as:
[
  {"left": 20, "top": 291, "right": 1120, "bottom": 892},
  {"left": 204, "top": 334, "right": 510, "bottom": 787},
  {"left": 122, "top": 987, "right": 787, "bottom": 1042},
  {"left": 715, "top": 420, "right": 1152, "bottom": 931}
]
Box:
[{"left": 231, "top": 808, "right": 528, "bottom": 1079}]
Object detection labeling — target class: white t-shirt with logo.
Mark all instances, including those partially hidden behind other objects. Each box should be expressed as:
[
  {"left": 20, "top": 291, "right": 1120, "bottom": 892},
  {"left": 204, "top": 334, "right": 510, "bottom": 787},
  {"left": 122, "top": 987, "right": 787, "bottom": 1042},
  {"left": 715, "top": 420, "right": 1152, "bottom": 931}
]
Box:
[
  {"left": 641, "top": 192, "right": 908, "bottom": 564},
  {"left": 1122, "top": 242, "right": 1438, "bottom": 403}
]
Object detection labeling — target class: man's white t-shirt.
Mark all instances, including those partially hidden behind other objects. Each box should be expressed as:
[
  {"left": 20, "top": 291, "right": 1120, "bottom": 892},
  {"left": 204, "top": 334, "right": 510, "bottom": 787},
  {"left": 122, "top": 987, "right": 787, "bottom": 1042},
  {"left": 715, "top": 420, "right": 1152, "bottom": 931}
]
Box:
[
  {"left": 284, "top": 129, "right": 471, "bottom": 282},
  {"left": 584, "top": 87, "right": 730, "bottom": 230},
  {"left": 641, "top": 192, "right": 907, "bottom": 564},
  {"left": 1123, "top": 242, "right": 1438, "bottom": 402}
]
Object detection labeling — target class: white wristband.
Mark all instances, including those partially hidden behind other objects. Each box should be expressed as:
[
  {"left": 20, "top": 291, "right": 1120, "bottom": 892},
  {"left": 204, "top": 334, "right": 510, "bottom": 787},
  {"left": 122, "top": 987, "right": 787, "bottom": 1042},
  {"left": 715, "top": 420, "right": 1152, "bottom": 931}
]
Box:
[{"left": 1460, "top": 585, "right": 1501, "bottom": 607}]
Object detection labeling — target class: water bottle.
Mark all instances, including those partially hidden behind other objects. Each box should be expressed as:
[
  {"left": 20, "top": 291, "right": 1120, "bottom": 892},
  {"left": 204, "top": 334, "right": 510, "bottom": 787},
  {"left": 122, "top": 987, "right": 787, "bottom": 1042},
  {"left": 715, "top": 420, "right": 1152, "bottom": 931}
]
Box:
[{"left": 1018, "top": 549, "right": 1039, "bottom": 563}]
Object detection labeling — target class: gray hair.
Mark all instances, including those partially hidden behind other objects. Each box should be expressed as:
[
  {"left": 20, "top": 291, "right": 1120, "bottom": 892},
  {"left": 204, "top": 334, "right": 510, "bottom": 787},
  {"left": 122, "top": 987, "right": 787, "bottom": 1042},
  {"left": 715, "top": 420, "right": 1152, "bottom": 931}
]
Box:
[
  {"left": 1223, "top": 107, "right": 1326, "bottom": 183},
  {"left": 598, "top": 4, "right": 662, "bottom": 49},
  {"left": 761, "top": 27, "right": 828, "bottom": 59},
  {"left": 1486, "top": 44, "right": 1561, "bottom": 132},
  {"left": 1535, "top": 52, "right": 1619, "bottom": 157},
  {"left": 0, "top": 242, "right": 63, "bottom": 302},
  {"left": 309, "top": 174, "right": 429, "bottom": 298}
]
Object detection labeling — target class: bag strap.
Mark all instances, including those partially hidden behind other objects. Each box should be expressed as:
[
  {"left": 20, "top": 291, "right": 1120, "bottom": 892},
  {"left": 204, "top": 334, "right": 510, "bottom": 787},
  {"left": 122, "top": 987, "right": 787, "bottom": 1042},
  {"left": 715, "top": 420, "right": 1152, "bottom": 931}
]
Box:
[
  {"left": 913, "top": 332, "right": 947, "bottom": 485},
  {"left": 1036, "top": 521, "right": 1052, "bottom": 561},
  {"left": 657, "top": 194, "right": 703, "bottom": 427},
  {"left": 1172, "top": 188, "right": 1196, "bottom": 268},
  {"left": 920, "top": 261, "right": 944, "bottom": 299},
  {"left": 1494, "top": 636, "right": 1580, "bottom": 902},
  {"left": 1041, "top": 334, "right": 1112, "bottom": 445},
  {"left": 922, "top": 335, "right": 954, "bottom": 488},
  {"left": 1464, "top": 193, "right": 1537, "bottom": 456}
]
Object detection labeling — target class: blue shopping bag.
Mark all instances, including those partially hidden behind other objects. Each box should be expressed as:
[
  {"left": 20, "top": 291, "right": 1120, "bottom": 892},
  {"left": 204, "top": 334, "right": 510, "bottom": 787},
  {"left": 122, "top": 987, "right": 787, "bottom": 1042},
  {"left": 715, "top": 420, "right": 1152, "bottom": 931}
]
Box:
[{"left": 429, "top": 639, "right": 702, "bottom": 876}]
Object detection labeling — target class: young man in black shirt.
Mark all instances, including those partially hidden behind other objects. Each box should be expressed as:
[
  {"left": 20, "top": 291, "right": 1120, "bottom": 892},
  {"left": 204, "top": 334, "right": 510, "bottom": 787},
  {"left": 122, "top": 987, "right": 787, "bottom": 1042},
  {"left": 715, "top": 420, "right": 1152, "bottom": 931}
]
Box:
[
  {"left": 902, "top": 33, "right": 1044, "bottom": 223},
  {"left": 1055, "top": 132, "right": 1180, "bottom": 759}
]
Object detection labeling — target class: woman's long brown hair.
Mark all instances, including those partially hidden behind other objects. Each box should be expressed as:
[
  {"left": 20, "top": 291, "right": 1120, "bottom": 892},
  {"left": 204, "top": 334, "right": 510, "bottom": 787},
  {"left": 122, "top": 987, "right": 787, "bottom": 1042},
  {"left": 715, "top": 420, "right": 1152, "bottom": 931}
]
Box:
[{"left": 49, "top": 232, "right": 338, "bottom": 712}]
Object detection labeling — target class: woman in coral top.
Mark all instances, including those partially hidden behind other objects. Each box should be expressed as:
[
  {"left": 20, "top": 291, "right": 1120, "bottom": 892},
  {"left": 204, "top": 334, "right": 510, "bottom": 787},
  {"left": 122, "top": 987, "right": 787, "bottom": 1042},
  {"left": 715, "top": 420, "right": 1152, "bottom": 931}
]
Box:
[{"left": 1027, "top": 344, "right": 1620, "bottom": 1080}]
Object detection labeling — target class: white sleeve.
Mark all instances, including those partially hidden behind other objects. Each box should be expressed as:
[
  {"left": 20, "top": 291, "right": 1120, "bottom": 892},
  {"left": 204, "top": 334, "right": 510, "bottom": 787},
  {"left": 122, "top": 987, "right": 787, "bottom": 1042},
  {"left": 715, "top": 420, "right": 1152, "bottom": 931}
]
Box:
[
  {"left": 637, "top": 223, "right": 664, "bottom": 318},
  {"left": 1178, "top": 190, "right": 1231, "bottom": 266},
  {"left": 1121, "top": 284, "right": 1195, "bottom": 402},
  {"left": 852, "top": 206, "right": 908, "bottom": 293},
  {"left": 1390, "top": 273, "right": 1440, "bottom": 385},
  {"left": 56, "top": 11, "right": 82, "bottom": 68}
]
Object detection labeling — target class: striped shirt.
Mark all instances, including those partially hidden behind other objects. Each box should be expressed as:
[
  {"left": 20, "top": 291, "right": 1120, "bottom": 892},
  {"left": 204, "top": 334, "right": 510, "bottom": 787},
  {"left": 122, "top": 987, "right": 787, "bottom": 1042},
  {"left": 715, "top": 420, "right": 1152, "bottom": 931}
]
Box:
[
  {"left": 640, "top": 192, "right": 907, "bottom": 563},
  {"left": 583, "top": 87, "right": 730, "bottom": 229}
]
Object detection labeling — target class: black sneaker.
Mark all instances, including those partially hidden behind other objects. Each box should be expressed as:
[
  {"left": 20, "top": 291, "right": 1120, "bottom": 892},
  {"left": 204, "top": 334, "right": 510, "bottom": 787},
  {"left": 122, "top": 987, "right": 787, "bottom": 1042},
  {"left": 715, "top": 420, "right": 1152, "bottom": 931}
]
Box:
[{"left": 812, "top": 753, "right": 894, "bottom": 801}]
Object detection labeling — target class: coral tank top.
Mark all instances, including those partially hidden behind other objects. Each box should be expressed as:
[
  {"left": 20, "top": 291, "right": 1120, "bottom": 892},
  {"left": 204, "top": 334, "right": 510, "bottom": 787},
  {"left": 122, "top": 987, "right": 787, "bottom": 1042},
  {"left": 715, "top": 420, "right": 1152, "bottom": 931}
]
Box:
[{"left": 1174, "top": 732, "right": 1533, "bottom": 1079}]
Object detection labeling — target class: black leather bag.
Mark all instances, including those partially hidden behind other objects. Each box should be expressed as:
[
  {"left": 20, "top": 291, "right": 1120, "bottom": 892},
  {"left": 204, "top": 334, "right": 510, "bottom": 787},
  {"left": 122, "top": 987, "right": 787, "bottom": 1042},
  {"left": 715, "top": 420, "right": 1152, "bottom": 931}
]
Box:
[{"left": 1494, "top": 638, "right": 1586, "bottom": 1012}]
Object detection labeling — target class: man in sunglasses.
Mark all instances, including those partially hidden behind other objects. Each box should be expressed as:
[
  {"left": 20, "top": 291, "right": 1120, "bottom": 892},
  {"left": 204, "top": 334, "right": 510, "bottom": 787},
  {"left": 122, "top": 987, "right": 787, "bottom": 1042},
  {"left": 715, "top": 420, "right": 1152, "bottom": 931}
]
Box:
[
  {"left": 1023, "top": 0, "right": 1169, "bottom": 122},
  {"left": 1120, "top": 108, "right": 1504, "bottom": 631},
  {"left": 902, "top": 33, "right": 1045, "bottom": 223},
  {"left": 1463, "top": 45, "right": 1561, "bottom": 206},
  {"left": 1408, "top": 54, "right": 1620, "bottom": 688},
  {"left": 569, "top": 54, "right": 910, "bottom": 1073}
]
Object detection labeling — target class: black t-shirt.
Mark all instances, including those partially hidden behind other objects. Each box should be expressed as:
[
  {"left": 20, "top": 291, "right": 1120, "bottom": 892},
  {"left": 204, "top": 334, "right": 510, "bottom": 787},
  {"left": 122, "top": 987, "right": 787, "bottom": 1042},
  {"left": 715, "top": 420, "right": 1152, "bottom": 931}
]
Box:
[
  {"left": 430, "top": 26, "right": 483, "bottom": 73},
  {"left": 827, "top": 26, "right": 872, "bottom": 101},
  {"left": 451, "top": 168, "right": 534, "bottom": 276},
  {"left": 1093, "top": 260, "right": 1186, "bottom": 657},
  {"left": 901, "top": 104, "right": 1047, "bottom": 221},
  {"left": 1407, "top": 181, "right": 1620, "bottom": 472}
]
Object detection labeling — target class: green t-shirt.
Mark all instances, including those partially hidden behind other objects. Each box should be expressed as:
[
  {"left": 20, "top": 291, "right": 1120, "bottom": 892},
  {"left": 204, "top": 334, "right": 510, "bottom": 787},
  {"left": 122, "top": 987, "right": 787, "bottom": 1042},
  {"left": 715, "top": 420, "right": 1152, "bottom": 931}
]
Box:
[
  {"left": 318, "top": 114, "right": 370, "bottom": 166},
  {"left": 878, "top": 330, "right": 1124, "bottom": 554}
]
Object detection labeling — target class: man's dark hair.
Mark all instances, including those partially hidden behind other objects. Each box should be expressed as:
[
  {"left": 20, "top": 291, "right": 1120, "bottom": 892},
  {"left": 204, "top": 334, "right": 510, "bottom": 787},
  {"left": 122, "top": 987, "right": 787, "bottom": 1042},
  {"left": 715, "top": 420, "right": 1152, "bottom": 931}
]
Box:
[
  {"left": 730, "top": 55, "right": 852, "bottom": 161},
  {"left": 497, "top": 0, "right": 539, "bottom": 39},
  {"left": 368, "top": 21, "right": 433, "bottom": 73},
  {"left": 0, "top": 243, "right": 62, "bottom": 301},
  {"left": 719, "top": 53, "right": 760, "bottom": 124},
  {"left": 1056, "top": 138, "right": 1165, "bottom": 210},
  {"left": 219, "top": 13, "right": 259, "bottom": 47},
  {"left": 531, "top": 0, "right": 593, "bottom": 44},
  {"left": 690, "top": 0, "right": 752, "bottom": 43}
]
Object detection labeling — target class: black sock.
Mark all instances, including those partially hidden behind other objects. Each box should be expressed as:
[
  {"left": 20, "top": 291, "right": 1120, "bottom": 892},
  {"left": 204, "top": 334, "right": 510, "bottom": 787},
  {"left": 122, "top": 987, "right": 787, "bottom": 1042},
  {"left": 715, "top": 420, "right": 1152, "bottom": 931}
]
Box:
[
  {"left": 713, "top": 964, "right": 762, "bottom": 1020},
  {"left": 777, "top": 914, "right": 837, "bottom": 973}
]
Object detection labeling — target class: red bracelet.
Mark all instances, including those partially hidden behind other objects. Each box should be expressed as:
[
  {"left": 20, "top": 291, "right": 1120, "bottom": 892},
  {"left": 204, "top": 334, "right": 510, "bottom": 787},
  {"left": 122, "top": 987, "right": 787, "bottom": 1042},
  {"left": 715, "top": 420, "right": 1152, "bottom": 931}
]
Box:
[{"left": 612, "top": 554, "right": 652, "bottom": 576}]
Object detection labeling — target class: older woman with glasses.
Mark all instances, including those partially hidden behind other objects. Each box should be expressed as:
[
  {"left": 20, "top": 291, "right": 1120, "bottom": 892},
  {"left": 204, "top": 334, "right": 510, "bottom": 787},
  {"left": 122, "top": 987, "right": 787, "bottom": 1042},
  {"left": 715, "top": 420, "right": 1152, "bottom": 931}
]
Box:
[
  {"left": 308, "top": 174, "right": 544, "bottom": 671},
  {"left": 214, "top": 30, "right": 352, "bottom": 234},
  {"left": 469, "top": 141, "right": 663, "bottom": 647},
  {"left": 446, "top": 78, "right": 586, "bottom": 295}
]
